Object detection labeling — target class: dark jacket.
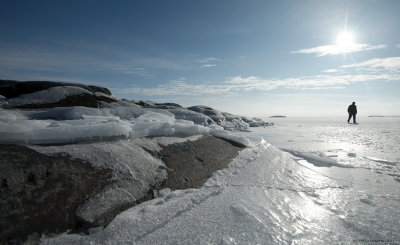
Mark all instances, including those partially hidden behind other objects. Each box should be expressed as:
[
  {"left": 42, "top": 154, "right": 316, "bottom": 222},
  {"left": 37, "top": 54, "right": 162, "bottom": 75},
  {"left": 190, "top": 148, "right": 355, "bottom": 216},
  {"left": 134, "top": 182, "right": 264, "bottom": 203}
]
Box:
[{"left": 348, "top": 104, "right": 357, "bottom": 114}]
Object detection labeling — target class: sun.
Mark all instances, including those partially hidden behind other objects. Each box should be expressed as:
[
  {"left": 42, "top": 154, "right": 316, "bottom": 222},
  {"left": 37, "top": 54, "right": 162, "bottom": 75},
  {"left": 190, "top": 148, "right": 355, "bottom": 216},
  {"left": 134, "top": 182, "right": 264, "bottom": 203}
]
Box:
[{"left": 336, "top": 31, "right": 355, "bottom": 47}]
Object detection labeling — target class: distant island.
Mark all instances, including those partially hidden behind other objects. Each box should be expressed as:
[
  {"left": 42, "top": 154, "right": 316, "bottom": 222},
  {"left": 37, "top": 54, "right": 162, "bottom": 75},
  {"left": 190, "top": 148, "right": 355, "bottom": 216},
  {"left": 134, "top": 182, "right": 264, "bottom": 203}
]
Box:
[
  {"left": 368, "top": 115, "right": 385, "bottom": 117},
  {"left": 270, "top": 115, "right": 286, "bottom": 118}
]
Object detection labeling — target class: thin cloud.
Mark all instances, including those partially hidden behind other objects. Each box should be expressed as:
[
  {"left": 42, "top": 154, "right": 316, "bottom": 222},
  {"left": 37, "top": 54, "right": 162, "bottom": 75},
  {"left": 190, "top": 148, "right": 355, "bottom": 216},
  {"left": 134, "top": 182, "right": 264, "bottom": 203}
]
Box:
[
  {"left": 114, "top": 71, "right": 399, "bottom": 97},
  {"left": 114, "top": 78, "right": 236, "bottom": 96},
  {"left": 299, "top": 86, "right": 346, "bottom": 90},
  {"left": 341, "top": 57, "right": 400, "bottom": 70},
  {"left": 110, "top": 66, "right": 152, "bottom": 77},
  {"left": 200, "top": 64, "right": 217, "bottom": 68},
  {"left": 198, "top": 57, "right": 220, "bottom": 68},
  {"left": 199, "top": 57, "right": 219, "bottom": 63},
  {"left": 322, "top": 69, "right": 339, "bottom": 73},
  {"left": 292, "top": 43, "right": 386, "bottom": 56},
  {"left": 0, "top": 42, "right": 184, "bottom": 75}
]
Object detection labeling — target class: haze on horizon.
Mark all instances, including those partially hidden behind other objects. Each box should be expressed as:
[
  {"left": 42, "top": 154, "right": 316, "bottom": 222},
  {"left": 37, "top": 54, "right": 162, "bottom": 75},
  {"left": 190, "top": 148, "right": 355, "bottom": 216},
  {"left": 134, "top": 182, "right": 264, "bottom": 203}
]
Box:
[{"left": 1, "top": 0, "right": 399, "bottom": 117}]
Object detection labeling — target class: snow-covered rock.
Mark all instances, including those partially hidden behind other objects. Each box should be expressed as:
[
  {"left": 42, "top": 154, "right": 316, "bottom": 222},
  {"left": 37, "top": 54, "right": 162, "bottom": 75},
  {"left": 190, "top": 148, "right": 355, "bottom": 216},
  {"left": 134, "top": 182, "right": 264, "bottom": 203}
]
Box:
[
  {"left": 243, "top": 116, "right": 273, "bottom": 127},
  {"left": 188, "top": 105, "right": 226, "bottom": 123},
  {"left": 187, "top": 105, "right": 272, "bottom": 130},
  {"left": 0, "top": 135, "right": 245, "bottom": 243},
  {"left": 8, "top": 86, "right": 92, "bottom": 106},
  {"left": 167, "top": 107, "right": 214, "bottom": 126},
  {"left": 0, "top": 79, "right": 111, "bottom": 98}
]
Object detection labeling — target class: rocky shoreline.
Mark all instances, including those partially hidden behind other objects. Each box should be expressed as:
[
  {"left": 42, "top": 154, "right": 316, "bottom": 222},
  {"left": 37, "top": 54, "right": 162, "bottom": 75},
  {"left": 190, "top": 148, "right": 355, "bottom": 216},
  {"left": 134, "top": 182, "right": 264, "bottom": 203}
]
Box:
[
  {"left": 0, "top": 136, "right": 245, "bottom": 243},
  {"left": 0, "top": 80, "right": 269, "bottom": 243}
]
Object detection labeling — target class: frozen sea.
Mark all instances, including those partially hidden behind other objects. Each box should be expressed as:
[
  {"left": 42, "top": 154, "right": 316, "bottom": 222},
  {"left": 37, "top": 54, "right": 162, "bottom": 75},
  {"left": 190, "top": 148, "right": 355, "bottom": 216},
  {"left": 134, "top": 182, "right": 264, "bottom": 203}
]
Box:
[
  {"left": 245, "top": 117, "right": 400, "bottom": 179},
  {"left": 43, "top": 117, "right": 400, "bottom": 244}
]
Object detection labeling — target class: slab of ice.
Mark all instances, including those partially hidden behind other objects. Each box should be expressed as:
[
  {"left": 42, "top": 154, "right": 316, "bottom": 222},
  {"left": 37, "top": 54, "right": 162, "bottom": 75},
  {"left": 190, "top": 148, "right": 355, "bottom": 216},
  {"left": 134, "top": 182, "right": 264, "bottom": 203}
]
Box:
[
  {"left": 0, "top": 116, "right": 132, "bottom": 145},
  {"left": 130, "top": 112, "right": 208, "bottom": 138},
  {"left": 188, "top": 105, "right": 226, "bottom": 123},
  {"left": 29, "top": 106, "right": 148, "bottom": 121},
  {"left": 0, "top": 108, "right": 27, "bottom": 122},
  {"left": 186, "top": 105, "right": 271, "bottom": 131},
  {"left": 365, "top": 156, "right": 398, "bottom": 166},
  {"left": 209, "top": 125, "right": 250, "bottom": 146},
  {"left": 167, "top": 108, "right": 213, "bottom": 126},
  {"left": 282, "top": 149, "right": 353, "bottom": 168}
]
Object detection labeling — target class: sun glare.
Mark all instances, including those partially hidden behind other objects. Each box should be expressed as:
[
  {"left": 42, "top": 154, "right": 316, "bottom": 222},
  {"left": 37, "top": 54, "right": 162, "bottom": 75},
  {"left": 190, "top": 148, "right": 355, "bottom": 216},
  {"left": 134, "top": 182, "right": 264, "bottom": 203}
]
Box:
[{"left": 336, "top": 31, "right": 355, "bottom": 47}]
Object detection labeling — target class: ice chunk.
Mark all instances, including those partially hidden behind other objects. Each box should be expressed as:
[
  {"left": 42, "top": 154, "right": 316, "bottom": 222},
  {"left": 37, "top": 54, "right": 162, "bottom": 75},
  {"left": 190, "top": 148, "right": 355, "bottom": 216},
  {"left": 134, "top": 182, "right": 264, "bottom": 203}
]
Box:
[
  {"left": 168, "top": 108, "right": 214, "bottom": 125},
  {"left": 0, "top": 116, "right": 132, "bottom": 145},
  {"left": 242, "top": 117, "right": 273, "bottom": 127},
  {"left": 187, "top": 105, "right": 271, "bottom": 131},
  {"left": 365, "top": 156, "right": 398, "bottom": 166},
  {"left": 0, "top": 95, "right": 7, "bottom": 107},
  {"left": 209, "top": 125, "right": 250, "bottom": 146},
  {"left": 188, "top": 105, "right": 226, "bottom": 123},
  {"left": 283, "top": 149, "right": 353, "bottom": 168},
  {"left": 130, "top": 112, "right": 209, "bottom": 138},
  {"left": 218, "top": 117, "right": 250, "bottom": 131},
  {"left": 30, "top": 107, "right": 112, "bottom": 120},
  {"left": 29, "top": 105, "right": 148, "bottom": 121},
  {"left": 0, "top": 108, "right": 27, "bottom": 122}
]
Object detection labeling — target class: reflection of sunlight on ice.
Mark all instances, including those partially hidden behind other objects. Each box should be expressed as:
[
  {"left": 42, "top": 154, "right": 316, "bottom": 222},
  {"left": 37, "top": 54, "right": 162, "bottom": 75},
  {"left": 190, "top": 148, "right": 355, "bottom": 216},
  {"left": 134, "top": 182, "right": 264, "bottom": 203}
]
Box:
[
  {"left": 297, "top": 192, "right": 326, "bottom": 221},
  {"left": 334, "top": 141, "right": 361, "bottom": 152},
  {"left": 290, "top": 159, "right": 340, "bottom": 235}
]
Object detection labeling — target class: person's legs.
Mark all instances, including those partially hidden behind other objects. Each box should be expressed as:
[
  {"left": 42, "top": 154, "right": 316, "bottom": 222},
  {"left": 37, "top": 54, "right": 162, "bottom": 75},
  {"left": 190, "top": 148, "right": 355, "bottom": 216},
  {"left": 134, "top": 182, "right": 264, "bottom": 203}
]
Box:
[
  {"left": 348, "top": 114, "right": 352, "bottom": 123},
  {"left": 353, "top": 114, "right": 356, "bottom": 123}
]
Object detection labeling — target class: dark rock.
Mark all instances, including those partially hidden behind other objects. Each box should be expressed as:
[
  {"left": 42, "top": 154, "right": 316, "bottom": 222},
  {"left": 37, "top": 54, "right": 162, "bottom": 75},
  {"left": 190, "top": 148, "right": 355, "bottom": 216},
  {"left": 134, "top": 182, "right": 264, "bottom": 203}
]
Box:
[
  {"left": 0, "top": 145, "right": 113, "bottom": 243},
  {"left": 14, "top": 93, "right": 117, "bottom": 109},
  {"left": 87, "top": 85, "right": 112, "bottom": 96},
  {"left": 0, "top": 80, "right": 112, "bottom": 99},
  {"left": 160, "top": 136, "right": 245, "bottom": 190},
  {"left": 130, "top": 100, "right": 182, "bottom": 109},
  {"left": 152, "top": 102, "right": 182, "bottom": 109},
  {"left": 132, "top": 100, "right": 153, "bottom": 107},
  {"left": 0, "top": 136, "right": 246, "bottom": 243}
]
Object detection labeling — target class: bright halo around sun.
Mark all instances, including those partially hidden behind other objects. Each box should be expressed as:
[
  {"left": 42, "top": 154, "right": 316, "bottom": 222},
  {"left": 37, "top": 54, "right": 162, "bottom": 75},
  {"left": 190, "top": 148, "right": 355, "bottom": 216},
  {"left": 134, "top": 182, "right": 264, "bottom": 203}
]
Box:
[{"left": 336, "top": 31, "right": 355, "bottom": 47}]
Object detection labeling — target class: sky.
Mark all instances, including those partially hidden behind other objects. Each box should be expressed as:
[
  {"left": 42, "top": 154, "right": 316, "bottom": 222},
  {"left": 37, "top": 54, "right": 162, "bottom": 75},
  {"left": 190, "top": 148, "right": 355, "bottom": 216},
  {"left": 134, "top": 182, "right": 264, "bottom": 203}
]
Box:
[{"left": 1, "top": 0, "right": 399, "bottom": 117}]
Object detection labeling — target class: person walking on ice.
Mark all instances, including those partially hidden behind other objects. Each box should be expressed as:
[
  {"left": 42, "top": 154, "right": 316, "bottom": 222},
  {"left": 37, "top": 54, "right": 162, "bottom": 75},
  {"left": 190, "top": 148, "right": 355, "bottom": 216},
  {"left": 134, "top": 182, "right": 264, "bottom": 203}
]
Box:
[{"left": 347, "top": 101, "right": 357, "bottom": 124}]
